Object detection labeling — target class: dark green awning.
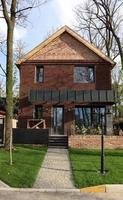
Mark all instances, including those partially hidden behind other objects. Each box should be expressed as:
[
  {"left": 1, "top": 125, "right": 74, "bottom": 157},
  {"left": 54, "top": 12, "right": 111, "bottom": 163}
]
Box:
[{"left": 29, "top": 89, "right": 117, "bottom": 103}]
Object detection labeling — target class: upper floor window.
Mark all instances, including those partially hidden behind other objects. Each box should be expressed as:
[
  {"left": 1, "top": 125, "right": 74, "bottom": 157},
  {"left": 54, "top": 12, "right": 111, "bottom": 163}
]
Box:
[
  {"left": 74, "top": 65, "right": 94, "bottom": 83},
  {"left": 36, "top": 65, "right": 44, "bottom": 82}
]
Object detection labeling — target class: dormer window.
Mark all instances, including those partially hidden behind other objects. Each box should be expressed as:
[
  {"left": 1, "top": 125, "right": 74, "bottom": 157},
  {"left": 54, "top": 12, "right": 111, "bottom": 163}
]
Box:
[
  {"left": 74, "top": 65, "right": 94, "bottom": 83},
  {"left": 36, "top": 65, "right": 44, "bottom": 82}
]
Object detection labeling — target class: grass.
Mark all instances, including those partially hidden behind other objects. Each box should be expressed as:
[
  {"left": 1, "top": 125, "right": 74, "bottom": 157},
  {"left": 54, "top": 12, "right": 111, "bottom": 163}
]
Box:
[
  {"left": 69, "top": 148, "right": 123, "bottom": 188},
  {"left": 0, "top": 145, "right": 47, "bottom": 188}
]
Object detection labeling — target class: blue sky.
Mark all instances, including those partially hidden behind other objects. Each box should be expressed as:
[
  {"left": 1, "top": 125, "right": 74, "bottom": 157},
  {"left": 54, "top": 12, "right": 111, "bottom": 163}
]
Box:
[
  {"left": 0, "top": 0, "right": 83, "bottom": 76},
  {"left": 18, "top": 0, "right": 83, "bottom": 51},
  {"left": 0, "top": 0, "right": 121, "bottom": 92},
  {"left": 0, "top": 0, "right": 82, "bottom": 87},
  {"left": 23, "top": 0, "right": 62, "bottom": 51}
]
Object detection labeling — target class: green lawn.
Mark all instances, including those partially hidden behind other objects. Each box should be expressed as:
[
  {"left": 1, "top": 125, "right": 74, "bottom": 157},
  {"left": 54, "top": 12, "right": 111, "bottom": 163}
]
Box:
[
  {"left": 0, "top": 145, "right": 47, "bottom": 188},
  {"left": 69, "top": 148, "right": 123, "bottom": 188}
]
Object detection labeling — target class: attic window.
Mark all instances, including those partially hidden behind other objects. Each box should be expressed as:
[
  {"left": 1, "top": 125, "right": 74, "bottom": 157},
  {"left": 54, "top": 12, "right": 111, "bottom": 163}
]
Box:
[
  {"left": 74, "top": 65, "right": 94, "bottom": 83},
  {"left": 36, "top": 65, "right": 44, "bottom": 82}
]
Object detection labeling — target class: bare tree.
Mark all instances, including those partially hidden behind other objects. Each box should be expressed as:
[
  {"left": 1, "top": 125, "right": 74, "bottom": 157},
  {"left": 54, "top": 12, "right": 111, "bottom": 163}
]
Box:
[
  {"left": 0, "top": 0, "right": 48, "bottom": 151},
  {"left": 0, "top": 79, "right": 5, "bottom": 97},
  {"left": 14, "top": 40, "right": 26, "bottom": 60},
  {"left": 13, "top": 40, "right": 26, "bottom": 95},
  {"left": 74, "top": 0, "right": 123, "bottom": 64},
  {"left": 112, "top": 64, "right": 123, "bottom": 118}
]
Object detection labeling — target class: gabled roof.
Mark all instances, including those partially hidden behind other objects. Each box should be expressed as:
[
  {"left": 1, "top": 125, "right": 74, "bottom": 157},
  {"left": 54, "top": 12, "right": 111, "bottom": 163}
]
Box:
[{"left": 16, "top": 25, "right": 115, "bottom": 66}]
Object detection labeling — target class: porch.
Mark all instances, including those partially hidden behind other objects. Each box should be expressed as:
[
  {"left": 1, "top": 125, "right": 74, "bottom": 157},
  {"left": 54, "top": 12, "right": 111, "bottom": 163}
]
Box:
[{"left": 26, "top": 89, "right": 117, "bottom": 135}]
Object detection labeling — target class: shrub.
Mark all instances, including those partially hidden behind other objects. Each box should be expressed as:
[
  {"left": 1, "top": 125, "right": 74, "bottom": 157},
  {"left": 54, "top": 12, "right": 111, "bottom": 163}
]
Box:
[{"left": 75, "top": 124, "right": 102, "bottom": 135}]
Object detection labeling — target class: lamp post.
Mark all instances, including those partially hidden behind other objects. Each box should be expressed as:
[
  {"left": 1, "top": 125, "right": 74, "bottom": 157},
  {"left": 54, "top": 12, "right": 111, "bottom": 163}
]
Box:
[
  {"left": 100, "top": 112, "right": 105, "bottom": 174},
  {"left": 100, "top": 106, "right": 112, "bottom": 174},
  {"left": 93, "top": 107, "right": 111, "bottom": 174},
  {"left": 92, "top": 108, "right": 105, "bottom": 174}
]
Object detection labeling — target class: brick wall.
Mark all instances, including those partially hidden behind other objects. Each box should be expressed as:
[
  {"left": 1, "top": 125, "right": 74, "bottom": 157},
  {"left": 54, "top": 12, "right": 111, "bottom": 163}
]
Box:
[
  {"left": 18, "top": 31, "right": 112, "bottom": 128},
  {"left": 69, "top": 135, "right": 123, "bottom": 149},
  {"left": 19, "top": 32, "right": 112, "bottom": 99},
  {"left": 29, "top": 32, "right": 105, "bottom": 61},
  {"left": 95, "top": 65, "right": 111, "bottom": 90},
  {"left": 18, "top": 62, "right": 112, "bottom": 128}
]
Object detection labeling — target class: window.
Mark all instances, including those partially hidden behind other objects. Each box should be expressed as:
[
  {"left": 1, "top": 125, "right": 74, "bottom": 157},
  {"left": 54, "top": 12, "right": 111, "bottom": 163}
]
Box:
[
  {"left": 75, "top": 107, "right": 105, "bottom": 127},
  {"left": 74, "top": 65, "right": 94, "bottom": 83},
  {"left": 36, "top": 65, "right": 44, "bottom": 82},
  {"left": 34, "top": 105, "right": 43, "bottom": 119},
  {"left": 75, "top": 107, "right": 91, "bottom": 127}
]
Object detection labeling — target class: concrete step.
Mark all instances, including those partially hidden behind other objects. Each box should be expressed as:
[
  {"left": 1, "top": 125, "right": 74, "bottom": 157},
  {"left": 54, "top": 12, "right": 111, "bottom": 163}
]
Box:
[{"left": 48, "top": 135, "right": 68, "bottom": 148}]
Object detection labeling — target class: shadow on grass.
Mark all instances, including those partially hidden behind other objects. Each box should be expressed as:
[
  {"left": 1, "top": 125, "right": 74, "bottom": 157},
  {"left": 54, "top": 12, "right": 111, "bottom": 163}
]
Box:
[
  {"left": 69, "top": 148, "right": 123, "bottom": 157},
  {"left": 69, "top": 149, "right": 100, "bottom": 156},
  {"left": 105, "top": 151, "right": 123, "bottom": 157},
  {"left": 73, "top": 169, "right": 98, "bottom": 173}
]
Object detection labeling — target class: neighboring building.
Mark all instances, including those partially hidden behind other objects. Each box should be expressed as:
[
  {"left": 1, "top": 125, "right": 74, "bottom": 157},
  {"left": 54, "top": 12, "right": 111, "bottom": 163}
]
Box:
[
  {"left": 16, "top": 26, "right": 116, "bottom": 135},
  {"left": 0, "top": 111, "right": 5, "bottom": 145},
  {"left": 0, "top": 98, "right": 18, "bottom": 145}
]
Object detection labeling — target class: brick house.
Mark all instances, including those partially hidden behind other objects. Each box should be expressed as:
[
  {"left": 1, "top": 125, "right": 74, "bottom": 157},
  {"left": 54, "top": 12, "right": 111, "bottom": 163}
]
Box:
[{"left": 16, "top": 26, "right": 116, "bottom": 135}]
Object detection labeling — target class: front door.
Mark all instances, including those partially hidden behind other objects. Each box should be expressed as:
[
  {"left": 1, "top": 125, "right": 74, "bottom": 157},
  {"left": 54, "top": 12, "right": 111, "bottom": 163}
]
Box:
[{"left": 53, "top": 107, "right": 64, "bottom": 135}]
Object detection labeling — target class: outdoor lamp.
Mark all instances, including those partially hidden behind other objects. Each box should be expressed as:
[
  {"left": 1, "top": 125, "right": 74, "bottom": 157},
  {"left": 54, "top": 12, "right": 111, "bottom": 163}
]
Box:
[
  {"left": 100, "top": 109, "right": 109, "bottom": 175},
  {"left": 100, "top": 112, "right": 105, "bottom": 174}
]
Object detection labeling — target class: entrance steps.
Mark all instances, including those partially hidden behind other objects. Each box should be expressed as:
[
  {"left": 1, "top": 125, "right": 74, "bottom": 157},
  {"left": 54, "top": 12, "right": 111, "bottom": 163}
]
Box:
[{"left": 48, "top": 135, "right": 68, "bottom": 148}]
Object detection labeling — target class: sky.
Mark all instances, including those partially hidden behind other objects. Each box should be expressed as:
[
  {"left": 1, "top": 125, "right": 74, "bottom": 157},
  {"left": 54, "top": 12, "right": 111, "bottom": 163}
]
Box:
[
  {"left": 0, "top": 0, "right": 84, "bottom": 84},
  {"left": 0, "top": 0, "right": 83, "bottom": 52},
  {"left": 19, "top": 0, "right": 83, "bottom": 50},
  {"left": 0, "top": 0, "right": 121, "bottom": 84}
]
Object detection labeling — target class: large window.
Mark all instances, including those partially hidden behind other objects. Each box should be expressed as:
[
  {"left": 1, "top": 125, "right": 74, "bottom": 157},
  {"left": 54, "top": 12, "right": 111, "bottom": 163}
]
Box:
[
  {"left": 36, "top": 65, "right": 44, "bottom": 82},
  {"left": 75, "top": 107, "right": 91, "bottom": 127},
  {"left": 34, "top": 105, "right": 43, "bottom": 119},
  {"left": 75, "top": 107, "right": 105, "bottom": 127},
  {"left": 74, "top": 65, "right": 94, "bottom": 83}
]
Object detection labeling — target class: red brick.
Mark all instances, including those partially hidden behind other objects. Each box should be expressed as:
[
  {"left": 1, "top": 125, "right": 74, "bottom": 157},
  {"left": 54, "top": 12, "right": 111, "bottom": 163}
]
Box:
[{"left": 69, "top": 135, "right": 123, "bottom": 149}]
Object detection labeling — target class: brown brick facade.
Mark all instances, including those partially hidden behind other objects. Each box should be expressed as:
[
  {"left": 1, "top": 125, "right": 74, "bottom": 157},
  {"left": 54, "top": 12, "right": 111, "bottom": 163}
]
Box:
[
  {"left": 18, "top": 27, "right": 114, "bottom": 132},
  {"left": 18, "top": 63, "right": 112, "bottom": 128},
  {"left": 69, "top": 135, "right": 123, "bottom": 149},
  {"left": 29, "top": 32, "right": 105, "bottom": 62}
]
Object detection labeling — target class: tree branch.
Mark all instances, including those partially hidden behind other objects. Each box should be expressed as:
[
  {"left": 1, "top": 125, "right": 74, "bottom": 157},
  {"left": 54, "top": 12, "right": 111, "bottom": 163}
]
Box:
[
  {"left": 1, "top": 0, "right": 10, "bottom": 23},
  {"left": 15, "top": 6, "right": 33, "bottom": 14},
  {"left": 0, "top": 64, "right": 7, "bottom": 76},
  {"left": 11, "top": 0, "right": 17, "bottom": 23}
]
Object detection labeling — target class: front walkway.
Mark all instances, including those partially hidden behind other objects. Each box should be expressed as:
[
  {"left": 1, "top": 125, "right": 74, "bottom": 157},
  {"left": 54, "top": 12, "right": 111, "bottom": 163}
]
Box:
[
  {"left": 33, "top": 148, "right": 75, "bottom": 189},
  {"left": 0, "top": 181, "right": 10, "bottom": 188}
]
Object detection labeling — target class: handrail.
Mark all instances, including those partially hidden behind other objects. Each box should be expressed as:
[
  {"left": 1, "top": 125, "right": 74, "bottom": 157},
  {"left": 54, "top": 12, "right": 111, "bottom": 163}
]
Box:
[{"left": 27, "top": 119, "right": 46, "bottom": 129}]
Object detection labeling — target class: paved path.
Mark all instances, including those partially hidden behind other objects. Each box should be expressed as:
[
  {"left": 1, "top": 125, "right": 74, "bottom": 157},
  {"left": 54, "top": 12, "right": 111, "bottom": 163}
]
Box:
[
  {"left": 0, "top": 181, "right": 10, "bottom": 188},
  {"left": 33, "top": 148, "right": 75, "bottom": 189}
]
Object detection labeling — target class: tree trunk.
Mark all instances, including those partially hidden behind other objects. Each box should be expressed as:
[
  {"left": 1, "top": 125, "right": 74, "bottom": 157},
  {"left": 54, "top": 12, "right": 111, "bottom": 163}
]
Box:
[{"left": 5, "top": 22, "right": 14, "bottom": 150}]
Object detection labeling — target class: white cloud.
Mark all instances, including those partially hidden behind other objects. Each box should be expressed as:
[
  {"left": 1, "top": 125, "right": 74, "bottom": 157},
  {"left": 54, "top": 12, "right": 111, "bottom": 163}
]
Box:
[
  {"left": 0, "top": 19, "right": 7, "bottom": 37},
  {"left": 0, "top": 17, "right": 27, "bottom": 40},
  {"left": 55, "top": 0, "right": 84, "bottom": 26},
  {"left": 14, "top": 27, "right": 27, "bottom": 40}
]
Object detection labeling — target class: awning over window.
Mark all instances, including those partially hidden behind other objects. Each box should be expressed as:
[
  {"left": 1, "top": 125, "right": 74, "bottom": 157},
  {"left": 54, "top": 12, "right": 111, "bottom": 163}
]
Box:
[{"left": 29, "top": 89, "right": 117, "bottom": 103}]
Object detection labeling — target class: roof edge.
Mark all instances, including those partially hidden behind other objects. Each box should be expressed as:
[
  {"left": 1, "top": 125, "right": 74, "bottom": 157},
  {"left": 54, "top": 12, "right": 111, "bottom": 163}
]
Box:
[
  {"left": 16, "top": 26, "right": 67, "bottom": 65},
  {"left": 16, "top": 25, "right": 115, "bottom": 67}
]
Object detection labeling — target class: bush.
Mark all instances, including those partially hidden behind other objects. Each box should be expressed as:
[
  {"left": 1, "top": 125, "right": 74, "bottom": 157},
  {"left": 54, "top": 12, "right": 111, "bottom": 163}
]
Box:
[
  {"left": 113, "top": 118, "right": 123, "bottom": 135},
  {"left": 75, "top": 124, "right": 102, "bottom": 135}
]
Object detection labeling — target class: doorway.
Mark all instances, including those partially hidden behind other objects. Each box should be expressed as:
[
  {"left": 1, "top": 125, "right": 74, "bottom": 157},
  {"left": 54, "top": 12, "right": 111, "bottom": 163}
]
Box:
[{"left": 53, "top": 106, "right": 64, "bottom": 135}]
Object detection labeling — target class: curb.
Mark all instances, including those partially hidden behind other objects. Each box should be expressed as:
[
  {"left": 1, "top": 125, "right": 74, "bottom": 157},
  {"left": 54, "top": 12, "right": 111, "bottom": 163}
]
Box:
[
  {"left": 0, "top": 188, "right": 80, "bottom": 192},
  {"left": 80, "top": 185, "right": 106, "bottom": 193},
  {"left": 1, "top": 184, "right": 123, "bottom": 193}
]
